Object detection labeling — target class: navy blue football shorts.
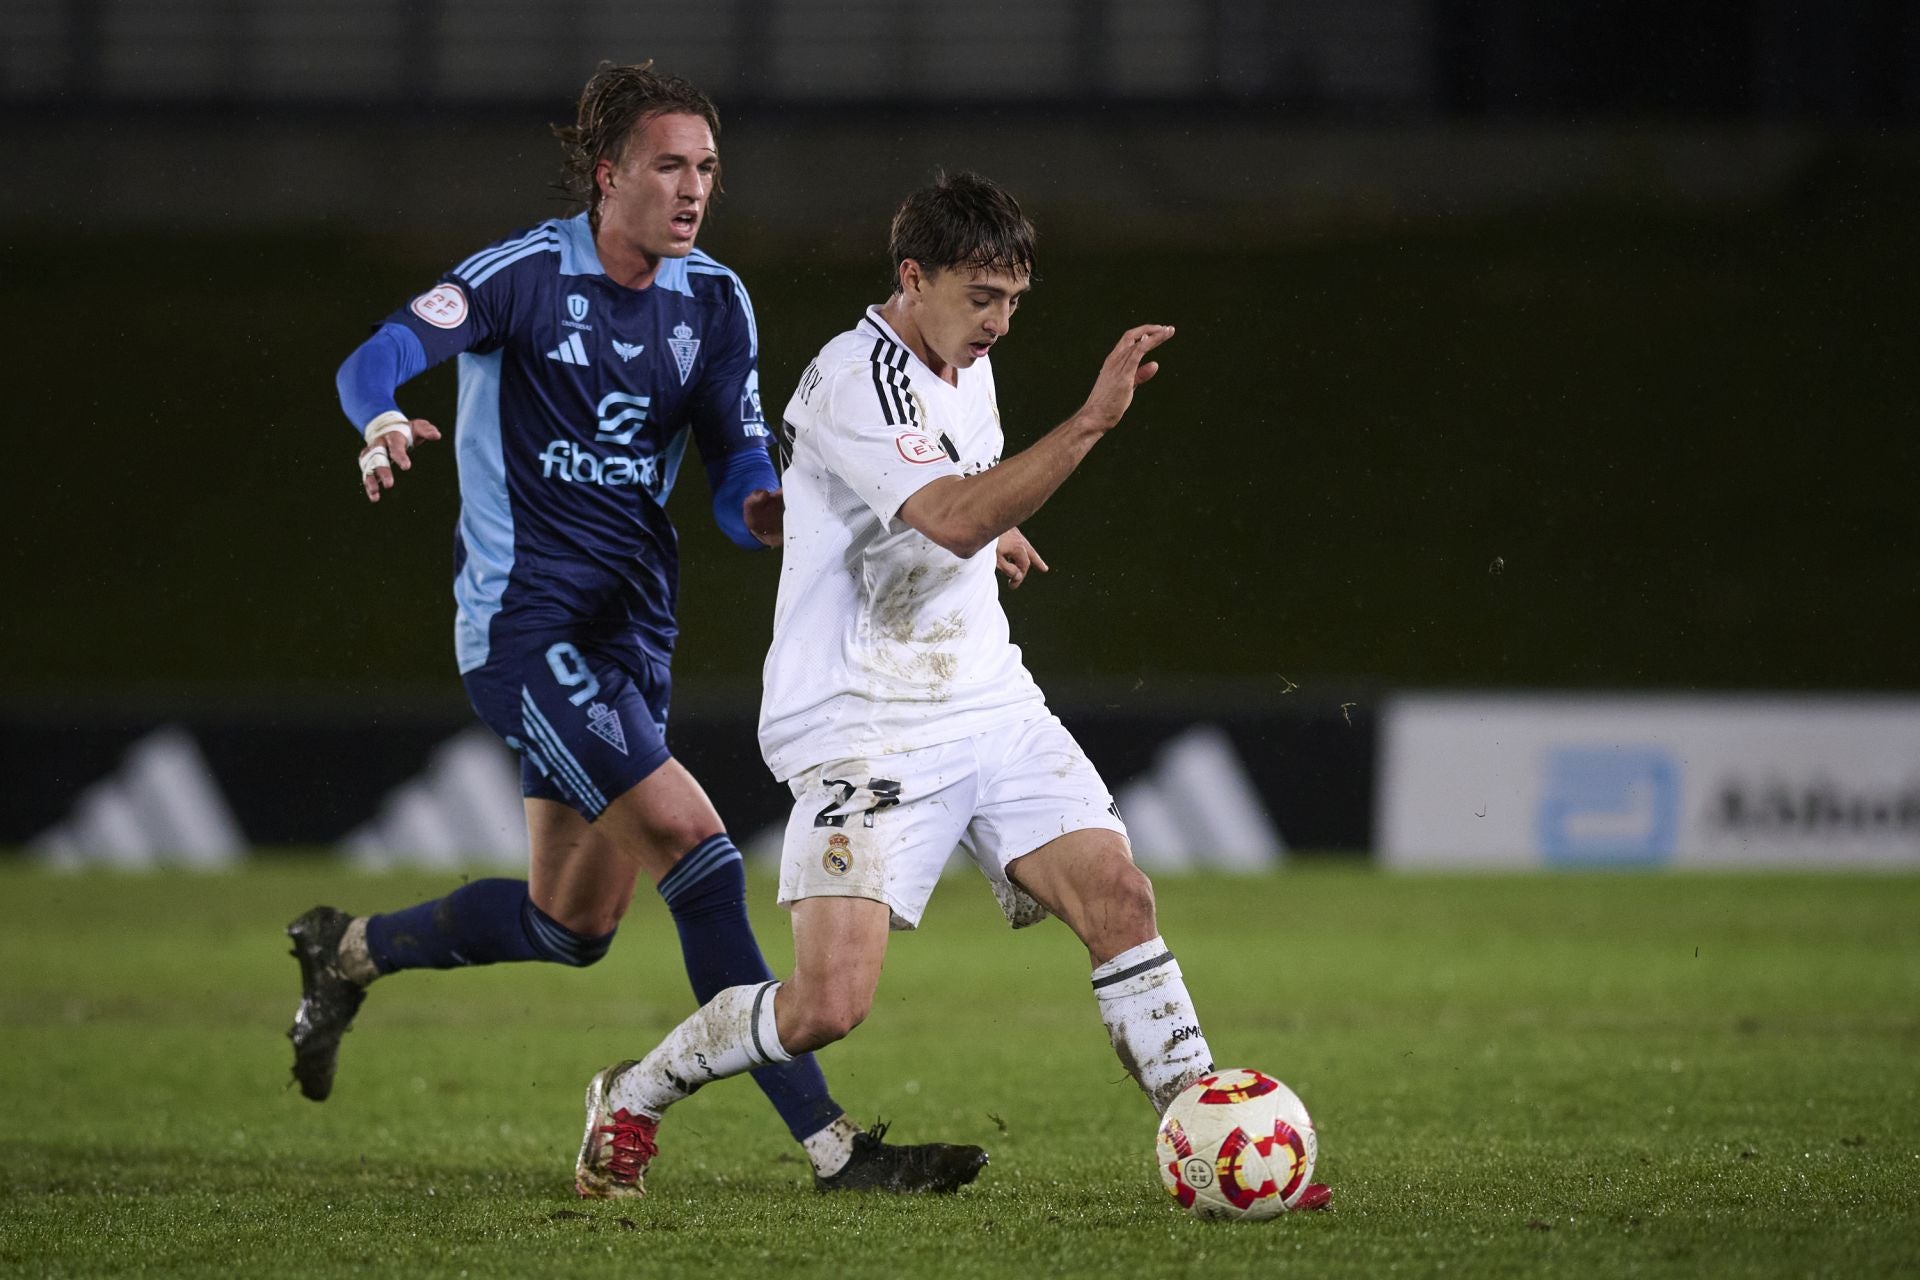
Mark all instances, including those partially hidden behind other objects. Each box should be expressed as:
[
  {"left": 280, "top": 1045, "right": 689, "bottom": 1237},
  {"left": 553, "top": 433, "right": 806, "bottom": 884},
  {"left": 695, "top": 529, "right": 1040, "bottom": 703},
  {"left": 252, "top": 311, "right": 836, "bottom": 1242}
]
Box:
[{"left": 462, "top": 640, "right": 674, "bottom": 821}]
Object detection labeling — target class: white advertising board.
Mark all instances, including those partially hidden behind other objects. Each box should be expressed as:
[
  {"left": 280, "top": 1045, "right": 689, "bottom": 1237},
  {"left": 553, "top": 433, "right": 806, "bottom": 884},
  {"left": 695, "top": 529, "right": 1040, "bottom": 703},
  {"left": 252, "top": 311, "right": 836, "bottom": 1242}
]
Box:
[{"left": 1378, "top": 696, "right": 1920, "bottom": 868}]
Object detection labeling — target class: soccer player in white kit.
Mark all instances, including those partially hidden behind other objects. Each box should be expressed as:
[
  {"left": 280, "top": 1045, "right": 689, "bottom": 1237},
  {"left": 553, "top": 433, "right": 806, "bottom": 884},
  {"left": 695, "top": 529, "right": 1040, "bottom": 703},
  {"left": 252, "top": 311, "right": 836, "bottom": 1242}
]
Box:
[{"left": 575, "top": 173, "right": 1329, "bottom": 1209}]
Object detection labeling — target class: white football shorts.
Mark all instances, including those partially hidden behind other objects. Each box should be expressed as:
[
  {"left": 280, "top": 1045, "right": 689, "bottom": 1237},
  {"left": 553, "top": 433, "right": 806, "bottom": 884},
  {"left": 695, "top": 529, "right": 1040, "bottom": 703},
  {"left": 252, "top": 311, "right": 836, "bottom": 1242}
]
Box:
[{"left": 776, "top": 713, "right": 1129, "bottom": 930}]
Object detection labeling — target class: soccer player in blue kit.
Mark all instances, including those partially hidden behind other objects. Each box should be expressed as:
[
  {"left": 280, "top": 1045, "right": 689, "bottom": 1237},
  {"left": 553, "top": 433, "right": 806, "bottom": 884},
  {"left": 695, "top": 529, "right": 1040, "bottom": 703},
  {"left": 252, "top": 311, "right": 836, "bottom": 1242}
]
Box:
[{"left": 287, "top": 63, "right": 985, "bottom": 1195}]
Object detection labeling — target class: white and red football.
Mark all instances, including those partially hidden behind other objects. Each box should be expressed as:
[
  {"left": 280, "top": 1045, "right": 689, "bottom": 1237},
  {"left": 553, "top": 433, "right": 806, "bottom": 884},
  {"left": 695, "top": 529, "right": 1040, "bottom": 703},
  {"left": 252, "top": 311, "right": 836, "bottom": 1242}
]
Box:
[{"left": 1155, "top": 1068, "right": 1318, "bottom": 1221}]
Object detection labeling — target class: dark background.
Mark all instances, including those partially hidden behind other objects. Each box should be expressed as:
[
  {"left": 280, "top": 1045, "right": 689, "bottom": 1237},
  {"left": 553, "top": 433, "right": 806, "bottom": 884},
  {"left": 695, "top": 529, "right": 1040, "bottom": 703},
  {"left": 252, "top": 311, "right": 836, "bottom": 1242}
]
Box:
[{"left": 2, "top": 0, "right": 1915, "bottom": 707}]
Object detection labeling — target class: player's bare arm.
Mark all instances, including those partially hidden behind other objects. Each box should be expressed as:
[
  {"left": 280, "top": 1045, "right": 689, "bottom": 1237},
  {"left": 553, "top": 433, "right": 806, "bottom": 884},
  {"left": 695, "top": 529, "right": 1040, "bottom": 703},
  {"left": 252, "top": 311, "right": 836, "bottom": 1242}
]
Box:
[
  {"left": 898, "top": 324, "right": 1172, "bottom": 557},
  {"left": 358, "top": 414, "right": 444, "bottom": 504},
  {"left": 995, "top": 528, "right": 1048, "bottom": 588}
]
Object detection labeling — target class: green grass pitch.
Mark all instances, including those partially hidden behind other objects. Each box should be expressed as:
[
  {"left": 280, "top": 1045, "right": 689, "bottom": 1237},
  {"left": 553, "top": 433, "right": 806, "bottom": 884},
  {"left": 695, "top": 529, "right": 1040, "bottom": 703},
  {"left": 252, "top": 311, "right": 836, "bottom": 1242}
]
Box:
[{"left": 2, "top": 863, "right": 1916, "bottom": 1278}]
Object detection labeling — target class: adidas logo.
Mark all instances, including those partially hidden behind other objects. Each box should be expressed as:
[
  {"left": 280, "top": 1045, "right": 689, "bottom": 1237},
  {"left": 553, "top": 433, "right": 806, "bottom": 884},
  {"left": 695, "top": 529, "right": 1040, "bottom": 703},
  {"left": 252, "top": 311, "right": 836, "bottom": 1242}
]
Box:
[
  {"left": 1110, "top": 726, "right": 1286, "bottom": 872},
  {"left": 339, "top": 729, "right": 529, "bottom": 870},
  {"left": 546, "top": 333, "right": 589, "bottom": 365},
  {"left": 29, "top": 728, "right": 246, "bottom": 869}
]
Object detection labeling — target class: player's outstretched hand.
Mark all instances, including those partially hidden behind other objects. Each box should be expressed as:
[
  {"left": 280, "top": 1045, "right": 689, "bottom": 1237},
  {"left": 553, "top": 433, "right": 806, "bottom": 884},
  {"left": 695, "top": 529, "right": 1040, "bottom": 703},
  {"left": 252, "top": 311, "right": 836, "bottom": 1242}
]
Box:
[
  {"left": 744, "top": 488, "right": 785, "bottom": 547},
  {"left": 1078, "top": 324, "right": 1175, "bottom": 432},
  {"left": 996, "top": 528, "right": 1049, "bottom": 590},
  {"left": 360, "top": 417, "right": 443, "bottom": 503}
]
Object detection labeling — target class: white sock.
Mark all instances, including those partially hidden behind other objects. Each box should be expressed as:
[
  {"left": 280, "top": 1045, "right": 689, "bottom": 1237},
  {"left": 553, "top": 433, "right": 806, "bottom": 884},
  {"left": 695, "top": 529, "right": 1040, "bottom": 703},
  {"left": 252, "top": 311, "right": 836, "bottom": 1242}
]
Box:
[
  {"left": 1091, "top": 937, "right": 1214, "bottom": 1114},
  {"left": 337, "top": 917, "right": 380, "bottom": 986},
  {"left": 801, "top": 1114, "right": 862, "bottom": 1177},
  {"left": 609, "top": 981, "right": 792, "bottom": 1118}
]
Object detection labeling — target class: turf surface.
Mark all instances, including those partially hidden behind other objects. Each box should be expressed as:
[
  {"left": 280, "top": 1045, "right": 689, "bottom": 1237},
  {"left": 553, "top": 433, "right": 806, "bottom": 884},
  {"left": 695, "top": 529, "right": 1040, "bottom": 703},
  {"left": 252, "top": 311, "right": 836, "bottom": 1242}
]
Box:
[{"left": 1, "top": 864, "right": 1916, "bottom": 1277}]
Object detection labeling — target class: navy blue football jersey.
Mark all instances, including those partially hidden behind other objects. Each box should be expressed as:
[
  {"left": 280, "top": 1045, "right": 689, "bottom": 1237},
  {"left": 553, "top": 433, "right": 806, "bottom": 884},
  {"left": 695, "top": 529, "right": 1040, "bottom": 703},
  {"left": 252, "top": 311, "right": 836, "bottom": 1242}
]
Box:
[{"left": 380, "top": 213, "right": 770, "bottom": 673}]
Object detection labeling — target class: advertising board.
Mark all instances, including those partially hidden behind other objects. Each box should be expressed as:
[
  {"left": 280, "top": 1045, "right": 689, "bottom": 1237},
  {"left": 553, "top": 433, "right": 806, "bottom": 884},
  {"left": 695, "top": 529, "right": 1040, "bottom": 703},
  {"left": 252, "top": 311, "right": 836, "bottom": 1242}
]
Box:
[{"left": 1379, "top": 696, "right": 1920, "bottom": 868}]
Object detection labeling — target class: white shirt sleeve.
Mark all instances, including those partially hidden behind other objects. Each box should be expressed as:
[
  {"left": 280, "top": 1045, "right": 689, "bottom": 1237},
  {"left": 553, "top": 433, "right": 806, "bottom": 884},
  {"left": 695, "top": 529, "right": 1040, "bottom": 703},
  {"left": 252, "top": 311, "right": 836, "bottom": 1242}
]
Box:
[{"left": 812, "top": 360, "right": 960, "bottom": 528}]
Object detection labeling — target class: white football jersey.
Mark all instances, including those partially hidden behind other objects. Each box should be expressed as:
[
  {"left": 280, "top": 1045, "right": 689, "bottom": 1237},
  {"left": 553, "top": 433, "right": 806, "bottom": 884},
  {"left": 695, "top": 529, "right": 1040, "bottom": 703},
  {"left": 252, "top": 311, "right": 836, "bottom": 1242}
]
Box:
[{"left": 759, "top": 306, "right": 1046, "bottom": 780}]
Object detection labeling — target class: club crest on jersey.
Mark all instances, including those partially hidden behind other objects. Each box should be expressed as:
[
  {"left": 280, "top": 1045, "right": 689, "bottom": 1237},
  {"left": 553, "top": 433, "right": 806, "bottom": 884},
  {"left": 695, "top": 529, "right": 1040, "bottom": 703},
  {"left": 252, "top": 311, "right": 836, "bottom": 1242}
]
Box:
[
  {"left": 585, "top": 702, "right": 628, "bottom": 756},
  {"left": 668, "top": 322, "right": 701, "bottom": 384},
  {"left": 822, "top": 833, "right": 853, "bottom": 877}
]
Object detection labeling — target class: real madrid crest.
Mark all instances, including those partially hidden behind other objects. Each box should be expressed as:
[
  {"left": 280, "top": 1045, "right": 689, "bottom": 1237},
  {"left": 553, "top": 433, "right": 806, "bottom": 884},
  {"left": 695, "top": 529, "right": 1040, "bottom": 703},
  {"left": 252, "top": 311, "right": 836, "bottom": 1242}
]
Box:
[{"left": 822, "top": 833, "right": 853, "bottom": 877}]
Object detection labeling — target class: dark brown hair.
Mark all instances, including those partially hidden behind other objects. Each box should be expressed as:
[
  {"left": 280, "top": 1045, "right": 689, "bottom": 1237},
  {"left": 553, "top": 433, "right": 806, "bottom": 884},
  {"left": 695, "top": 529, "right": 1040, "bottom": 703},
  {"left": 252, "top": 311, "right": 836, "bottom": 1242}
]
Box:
[
  {"left": 553, "top": 62, "right": 721, "bottom": 230},
  {"left": 888, "top": 171, "right": 1037, "bottom": 290}
]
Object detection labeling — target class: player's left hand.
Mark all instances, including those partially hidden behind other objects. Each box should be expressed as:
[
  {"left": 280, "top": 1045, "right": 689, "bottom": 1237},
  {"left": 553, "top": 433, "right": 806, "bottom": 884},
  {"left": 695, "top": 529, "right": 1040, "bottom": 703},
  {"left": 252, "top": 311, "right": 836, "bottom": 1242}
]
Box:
[
  {"left": 744, "top": 488, "right": 785, "bottom": 547},
  {"left": 996, "top": 528, "right": 1049, "bottom": 589}
]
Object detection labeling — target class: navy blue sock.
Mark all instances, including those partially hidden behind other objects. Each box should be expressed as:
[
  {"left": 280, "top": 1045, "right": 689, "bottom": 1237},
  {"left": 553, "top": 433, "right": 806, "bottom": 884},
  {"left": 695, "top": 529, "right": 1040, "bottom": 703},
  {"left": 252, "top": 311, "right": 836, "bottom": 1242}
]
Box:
[
  {"left": 365, "top": 878, "right": 614, "bottom": 973},
  {"left": 658, "top": 835, "right": 844, "bottom": 1141}
]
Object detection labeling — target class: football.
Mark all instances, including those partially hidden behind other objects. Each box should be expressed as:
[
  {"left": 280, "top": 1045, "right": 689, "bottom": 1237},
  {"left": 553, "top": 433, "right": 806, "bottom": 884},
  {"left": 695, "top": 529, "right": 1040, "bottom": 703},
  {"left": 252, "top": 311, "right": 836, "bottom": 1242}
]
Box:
[{"left": 1155, "top": 1068, "right": 1317, "bottom": 1221}]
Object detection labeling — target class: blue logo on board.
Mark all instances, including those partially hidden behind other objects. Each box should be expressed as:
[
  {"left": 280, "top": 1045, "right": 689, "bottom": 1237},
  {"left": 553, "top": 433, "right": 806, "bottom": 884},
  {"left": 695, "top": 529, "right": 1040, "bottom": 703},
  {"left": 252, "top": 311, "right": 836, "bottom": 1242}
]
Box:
[{"left": 1536, "top": 747, "right": 1680, "bottom": 866}]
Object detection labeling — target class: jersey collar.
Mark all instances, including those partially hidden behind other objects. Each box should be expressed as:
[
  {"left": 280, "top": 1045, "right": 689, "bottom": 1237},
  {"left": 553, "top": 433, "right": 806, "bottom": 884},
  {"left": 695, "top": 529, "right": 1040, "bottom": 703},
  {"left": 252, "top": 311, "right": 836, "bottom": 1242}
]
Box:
[
  {"left": 861, "top": 305, "right": 970, "bottom": 387},
  {"left": 557, "top": 213, "right": 603, "bottom": 278},
  {"left": 556, "top": 213, "right": 695, "bottom": 296}
]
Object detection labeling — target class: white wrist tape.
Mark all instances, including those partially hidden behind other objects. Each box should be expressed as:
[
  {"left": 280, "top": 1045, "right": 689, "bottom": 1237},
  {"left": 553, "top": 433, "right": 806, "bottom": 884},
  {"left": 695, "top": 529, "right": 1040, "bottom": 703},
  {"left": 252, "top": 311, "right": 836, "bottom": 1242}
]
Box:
[
  {"left": 359, "top": 445, "right": 392, "bottom": 477},
  {"left": 362, "top": 411, "right": 413, "bottom": 448}
]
